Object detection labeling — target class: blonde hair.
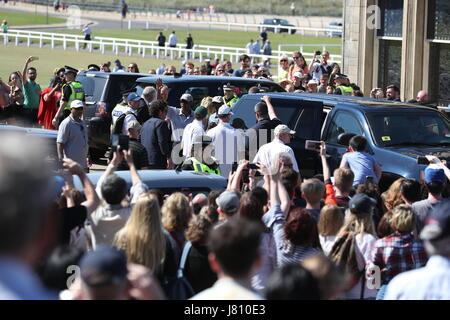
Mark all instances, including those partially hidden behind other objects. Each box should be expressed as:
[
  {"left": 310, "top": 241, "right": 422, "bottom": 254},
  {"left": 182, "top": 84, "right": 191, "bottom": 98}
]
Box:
[
  {"left": 161, "top": 192, "right": 192, "bottom": 232},
  {"left": 318, "top": 205, "right": 344, "bottom": 236},
  {"left": 114, "top": 193, "right": 166, "bottom": 271},
  {"left": 390, "top": 204, "right": 415, "bottom": 234},
  {"left": 301, "top": 178, "right": 325, "bottom": 204},
  {"left": 382, "top": 178, "right": 405, "bottom": 211},
  {"left": 337, "top": 210, "right": 376, "bottom": 237},
  {"left": 333, "top": 168, "right": 354, "bottom": 193}
]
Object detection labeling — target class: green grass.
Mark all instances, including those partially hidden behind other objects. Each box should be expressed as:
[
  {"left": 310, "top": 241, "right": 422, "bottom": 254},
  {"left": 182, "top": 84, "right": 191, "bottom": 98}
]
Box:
[
  {"left": 0, "top": 10, "right": 66, "bottom": 26},
  {"left": 0, "top": 45, "right": 179, "bottom": 87},
  {"left": 55, "top": 28, "right": 342, "bottom": 55},
  {"left": 64, "top": 0, "right": 343, "bottom": 16}
]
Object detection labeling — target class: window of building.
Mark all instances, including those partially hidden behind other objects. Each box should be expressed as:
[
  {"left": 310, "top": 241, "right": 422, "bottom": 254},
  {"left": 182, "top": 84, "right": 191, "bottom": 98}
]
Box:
[
  {"left": 429, "top": 43, "right": 450, "bottom": 107},
  {"left": 378, "top": 0, "right": 404, "bottom": 38},
  {"left": 427, "top": 0, "right": 450, "bottom": 41},
  {"left": 378, "top": 40, "right": 402, "bottom": 90}
]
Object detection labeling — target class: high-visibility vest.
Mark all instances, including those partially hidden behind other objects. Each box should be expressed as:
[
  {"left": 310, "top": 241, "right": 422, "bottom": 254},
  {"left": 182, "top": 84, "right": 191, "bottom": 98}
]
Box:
[
  {"left": 336, "top": 85, "right": 354, "bottom": 96},
  {"left": 186, "top": 157, "right": 221, "bottom": 175},
  {"left": 224, "top": 95, "right": 239, "bottom": 109},
  {"left": 63, "top": 81, "right": 85, "bottom": 110},
  {"left": 111, "top": 103, "right": 128, "bottom": 127}
]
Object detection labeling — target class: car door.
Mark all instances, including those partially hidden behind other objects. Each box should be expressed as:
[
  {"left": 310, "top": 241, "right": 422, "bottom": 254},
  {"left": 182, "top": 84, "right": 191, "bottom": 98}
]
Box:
[
  {"left": 323, "top": 110, "right": 366, "bottom": 172},
  {"left": 289, "top": 100, "right": 324, "bottom": 178}
]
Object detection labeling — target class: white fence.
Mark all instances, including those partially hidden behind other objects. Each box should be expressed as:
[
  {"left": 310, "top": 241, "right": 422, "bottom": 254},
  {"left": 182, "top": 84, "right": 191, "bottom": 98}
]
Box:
[
  {"left": 127, "top": 19, "right": 343, "bottom": 38},
  {"left": 2, "top": 29, "right": 342, "bottom": 64}
]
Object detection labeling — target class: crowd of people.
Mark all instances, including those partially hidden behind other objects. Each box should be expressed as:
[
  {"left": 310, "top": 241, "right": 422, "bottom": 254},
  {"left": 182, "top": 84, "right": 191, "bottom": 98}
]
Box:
[
  {"left": 0, "top": 51, "right": 448, "bottom": 300},
  {"left": 1, "top": 126, "right": 450, "bottom": 300}
]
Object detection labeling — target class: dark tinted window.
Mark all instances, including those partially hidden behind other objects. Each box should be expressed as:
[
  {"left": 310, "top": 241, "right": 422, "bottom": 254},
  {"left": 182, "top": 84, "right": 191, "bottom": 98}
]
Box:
[
  {"left": 326, "top": 111, "right": 364, "bottom": 144},
  {"left": 427, "top": 0, "right": 450, "bottom": 41},
  {"left": 367, "top": 111, "right": 450, "bottom": 147},
  {"left": 76, "top": 76, "right": 106, "bottom": 101},
  {"left": 232, "top": 97, "right": 301, "bottom": 130},
  {"left": 378, "top": 0, "right": 404, "bottom": 37}
]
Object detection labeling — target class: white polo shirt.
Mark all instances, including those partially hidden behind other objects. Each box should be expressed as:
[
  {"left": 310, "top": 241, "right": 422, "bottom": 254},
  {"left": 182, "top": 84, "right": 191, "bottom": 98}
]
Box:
[
  {"left": 207, "top": 121, "right": 245, "bottom": 178},
  {"left": 252, "top": 138, "right": 299, "bottom": 172},
  {"left": 182, "top": 119, "right": 205, "bottom": 157}
]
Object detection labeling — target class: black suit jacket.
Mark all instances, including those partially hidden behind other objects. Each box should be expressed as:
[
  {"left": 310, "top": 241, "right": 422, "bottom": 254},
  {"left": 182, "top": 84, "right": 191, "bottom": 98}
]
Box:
[{"left": 136, "top": 98, "right": 150, "bottom": 125}]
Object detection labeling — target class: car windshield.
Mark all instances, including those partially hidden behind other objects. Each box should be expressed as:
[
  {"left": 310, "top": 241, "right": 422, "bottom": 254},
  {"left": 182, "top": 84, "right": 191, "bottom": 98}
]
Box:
[
  {"left": 280, "top": 19, "right": 289, "bottom": 24},
  {"left": 366, "top": 111, "right": 450, "bottom": 147}
]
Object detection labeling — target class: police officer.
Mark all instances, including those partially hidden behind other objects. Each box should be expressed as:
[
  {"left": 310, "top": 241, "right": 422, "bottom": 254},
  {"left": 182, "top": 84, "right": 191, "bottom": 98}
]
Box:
[
  {"left": 180, "top": 135, "right": 221, "bottom": 175},
  {"left": 52, "top": 66, "right": 85, "bottom": 128},
  {"left": 111, "top": 89, "right": 132, "bottom": 131},
  {"left": 334, "top": 74, "right": 354, "bottom": 96},
  {"left": 223, "top": 83, "right": 239, "bottom": 109}
]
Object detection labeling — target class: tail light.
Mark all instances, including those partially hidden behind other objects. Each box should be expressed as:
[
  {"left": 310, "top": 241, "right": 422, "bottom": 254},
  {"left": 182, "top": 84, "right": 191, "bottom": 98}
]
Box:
[{"left": 95, "top": 102, "right": 108, "bottom": 117}]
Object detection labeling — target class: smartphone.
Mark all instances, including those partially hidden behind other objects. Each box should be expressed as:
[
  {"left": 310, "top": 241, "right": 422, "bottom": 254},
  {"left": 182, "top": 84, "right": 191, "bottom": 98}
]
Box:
[
  {"left": 417, "top": 156, "right": 430, "bottom": 165},
  {"left": 242, "top": 169, "right": 250, "bottom": 184},
  {"left": 31, "top": 56, "right": 39, "bottom": 61},
  {"left": 232, "top": 162, "right": 238, "bottom": 173},
  {"left": 57, "top": 159, "right": 64, "bottom": 170},
  {"left": 248, "top": 163, "right": 259, "bottom": 170},
  {"left": 305, "top": 140, "right": 322, "bottom": 151},
  {"left": 119, "top": 135, "right": 129, "bottom": 150}
]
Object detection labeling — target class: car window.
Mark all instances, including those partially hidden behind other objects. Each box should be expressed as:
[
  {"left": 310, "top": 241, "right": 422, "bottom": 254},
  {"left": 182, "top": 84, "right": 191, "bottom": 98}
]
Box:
[
  {"left": 326, "top": 111, "right": 364, "bottom": 144},
  {"left": 105, "top": 76, "right": 141, "bottom": 105},
  {"left": 280, "top": 19, "right": 289, "bottom": 24},
  {"left": 366, "top": 111, "right": 450, "bottom": 146},
  {"left": 231, "top": 98, "right": 302, "bottom": 130},
  {"left": 76, "top": 76, "right": 106, "bottom": 101}
]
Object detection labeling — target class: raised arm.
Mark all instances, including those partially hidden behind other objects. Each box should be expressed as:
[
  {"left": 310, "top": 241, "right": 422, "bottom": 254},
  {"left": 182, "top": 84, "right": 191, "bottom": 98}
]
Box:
[
  {"left": 124, "top": 149, "right": 142, "bottom": 186},
  {"left": 320, "top": 142, "right": 330, "bottom": 181},
  {"left": 228, "top": 160, "right": 249, "bottom": 191},
  {"left": 22, "top": 56, "right": 33, "bottom": 83},
  {"left": 426, "top": 155, "right": 450, "bottom": 181},
  {"left": 261, "top": 95, "right": 277, "bottom": 120},
  {"left": 64, "top": 158, "right": 100, "bottom": 215}
]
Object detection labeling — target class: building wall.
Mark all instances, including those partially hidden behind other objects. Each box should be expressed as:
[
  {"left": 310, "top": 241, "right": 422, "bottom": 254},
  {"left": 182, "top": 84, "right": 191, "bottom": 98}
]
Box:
[{"left": 342, "top": 0, "right": 449, "bottom": 104}]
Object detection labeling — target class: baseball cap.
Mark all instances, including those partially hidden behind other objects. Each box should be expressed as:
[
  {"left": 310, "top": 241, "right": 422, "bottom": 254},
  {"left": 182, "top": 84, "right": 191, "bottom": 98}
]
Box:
[
  {"left": 424, "top": 164, "right": 447, "bottom": 184},
  {"left": 420, "top": 200, "right": 450, "bottom": 241},
  {"left": 127, "top": 92, "right": 140, "bottom": 102},
  {"left": 64, "top": 65, "right": 78, "bottom": 75},
  {"left": 293, "top": 72, "right": 304, "bottom": 79},
  {"left": 216, "top": 191, "right": 240, "bottom": 214},
  {"left": 308, "top": 80, "right": 318, "bottom": 85},
  {"left": 180, "top": 93, "right": 193, "bottom": 102},
  {"left": 218, "top": 105, "right": 233, "bottom": 116},
  {"left": 204, "top": 58, "right": 211, "bottom": 62},
  {"left": 274, "top": 124, "right": 295, "bottom": 136},
  {"left": 80, "top": 245, "right": 128, "bottom": 287},
  {"left": 114, "top": 59, "right": 121, "bottom": 64},
  {"left": 194, "top": 106, "right": 208, "bottom": 118},
  {"left": 349, "top": 194, "right": 377, "bottom": 214},
  {"left": 70, "top": 100, "right": 84, "bottom": 109},
  {"left": 212, "top": 96, "right": 223, "bottom": 104},
  {"left": 127, "top": 120, "right": 141, "bottom": 132}
]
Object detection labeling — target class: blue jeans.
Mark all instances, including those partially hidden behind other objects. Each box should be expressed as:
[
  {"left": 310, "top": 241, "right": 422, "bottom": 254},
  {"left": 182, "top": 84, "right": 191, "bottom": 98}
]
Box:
[{"left": 376, "top": 284, "right": 388, "bottom": 300}]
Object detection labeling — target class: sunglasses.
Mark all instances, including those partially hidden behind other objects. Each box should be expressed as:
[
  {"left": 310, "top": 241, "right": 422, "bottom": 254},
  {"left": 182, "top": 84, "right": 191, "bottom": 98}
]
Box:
[
  {"left": 280, "top": 60, "right": 288, "bottom": 62},
  {"left": 293, "top": 56, "right": 302, "bottom": 60}
]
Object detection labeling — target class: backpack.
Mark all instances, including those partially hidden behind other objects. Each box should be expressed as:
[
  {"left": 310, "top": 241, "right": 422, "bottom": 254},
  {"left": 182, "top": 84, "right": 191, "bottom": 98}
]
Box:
[
  {"left": 329, "top": 232, "right": 365, "bottom": 295},
  {"left": 112, "top": 111, "right": 134, "bottom": 135},
  {"left": 166, "top": 241, "right": 195, "bottom": 300}
]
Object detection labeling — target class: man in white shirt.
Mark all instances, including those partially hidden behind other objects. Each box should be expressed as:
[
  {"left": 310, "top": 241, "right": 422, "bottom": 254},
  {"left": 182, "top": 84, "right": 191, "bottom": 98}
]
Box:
[
  {"left": 206, "top": 105, "right": 245, "bottom": 178},
  {"left": 168, "top": 30, "right": 177, "bottom": 47},
  {"left": 253, "top": 124, "right": 300, "bottom": 174},
  {"left": 166, "top": 93, "right": 195, "bottom": 143},
  {"left": 181, "top": 106, "right": 207, "bottom": 158},
  {"left": 121, "top": 92, "right": 140, "bottom": 136}
]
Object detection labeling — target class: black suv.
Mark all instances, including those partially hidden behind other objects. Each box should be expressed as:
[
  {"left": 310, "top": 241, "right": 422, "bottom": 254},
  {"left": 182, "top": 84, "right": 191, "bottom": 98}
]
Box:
[
  {"left": 135, "top": 75, "right": 285, "bottom": 108},
  {"left": 76, "top": 71, "right": 152, "bottom": 159},
  {"left": 261, "top": 18, "right": 296, "bottom": 34}
]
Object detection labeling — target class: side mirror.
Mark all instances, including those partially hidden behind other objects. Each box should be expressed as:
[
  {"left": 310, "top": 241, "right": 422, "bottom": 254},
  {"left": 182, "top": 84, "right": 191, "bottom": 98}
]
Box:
[{"left": 337, "top": 132, "right": 357, "bottom": 146}]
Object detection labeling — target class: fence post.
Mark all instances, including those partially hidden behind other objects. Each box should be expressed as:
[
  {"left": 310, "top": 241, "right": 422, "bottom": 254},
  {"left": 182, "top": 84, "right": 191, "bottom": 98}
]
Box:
[
  {"left": 142, "top": 47, "right": 146, "bottom": 57},
  {"left": 75, "top": 39, "right": 79, "bottom": 51},
  {"left": 51, "top": 34, "right": 54, "bottom": 48},
  {"left": 39, "top": 36, "right": 43, "bottom": 48},
  {"left": 15, "top": 35, "right": 19, "bottom": 46},
  {"left": 146, "top": 21, "right": 149, "bottom": 29},
  {"left": 128, "top": 20, "right": 131, "bottom": 30},
  {"left": 27, "top": 34, "right": 31, "bottom": 47}
]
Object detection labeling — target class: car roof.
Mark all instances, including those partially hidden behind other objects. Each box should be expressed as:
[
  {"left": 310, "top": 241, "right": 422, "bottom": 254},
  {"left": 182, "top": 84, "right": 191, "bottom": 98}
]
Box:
[
  {"left": 136, "top": 75, "right": 279, "bottom": 86},
  {"left": 73, "top": 170, "right": 227, "bottom": 191},
  {"left": 0, "top": 124, "right": 57, "bottom": 137},
  {"left": 78, "top": 71, "right": 153, "bottom": 79},
  {"left": 238, "top": 92, "right": 440, "bottom": 112}
]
